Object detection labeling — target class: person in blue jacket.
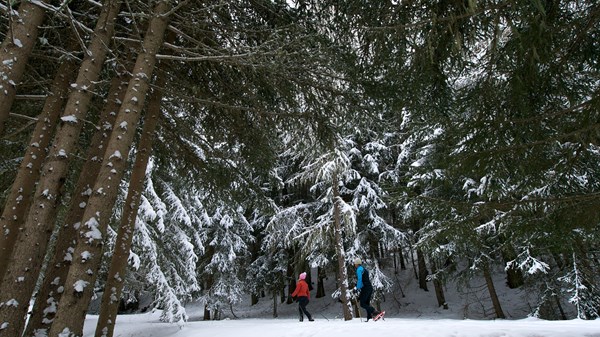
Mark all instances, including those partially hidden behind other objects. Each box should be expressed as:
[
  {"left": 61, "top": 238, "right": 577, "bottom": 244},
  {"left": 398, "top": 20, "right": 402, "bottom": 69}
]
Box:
[{"left": 353, "top": 257, "right": 381, "bottom": 321}]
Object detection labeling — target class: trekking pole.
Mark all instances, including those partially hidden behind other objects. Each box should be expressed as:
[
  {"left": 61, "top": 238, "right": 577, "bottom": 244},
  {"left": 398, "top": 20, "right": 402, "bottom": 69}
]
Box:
[{"left": 353, "top": 295, "right": 362, "bottom": 322}]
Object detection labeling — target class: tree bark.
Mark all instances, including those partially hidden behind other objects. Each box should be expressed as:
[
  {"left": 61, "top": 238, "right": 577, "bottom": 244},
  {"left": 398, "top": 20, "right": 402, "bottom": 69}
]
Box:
[
  {"left": 0, "top": 2, "right": 121, "bottom": 336},
  {"left": 332, "top": 171, "right": 353, "bottom": 321},
  {"left": 23, "top": 73, "right": 129, "bottom": 337},
  {"left": 555, "top": 295, "right": 567, "bottom": 320},
  {"left": 316, "top": 266, "right": 325, "bottom": 298},
  {"left": 272, "top": 289, "right": 278, "bottom": 318},
  {"left": 409, "top": 239, "right": 418, "bottom": 279},
  {"left": 430, "top": 261, "right": 447, "bottom": 309},
  {"left": 417, "top": 248, "right": 429, "bottom": 291},
  {"left": 0, "top": 49, "right": 78, "bottom": 281},
  {"left": 483, "top": 264, "right": 505, "bottom": 319},
  {"left": 0, "top": 0, "right": 50, "bottom": 136},
  {"left": 48, "top": 2, "right": 172, "bottom": 335},
  {"left": 286, "top": 259, "right": 294, "bottom": 304},
  {"left": 94, "top": 65, "right": 166, "bottom": 337},
  {"left": 398, "top": 245, "right": 406, "bottom": 270},
  {"left": 280, "top": 284, "right": 285, "bottom": 304}
]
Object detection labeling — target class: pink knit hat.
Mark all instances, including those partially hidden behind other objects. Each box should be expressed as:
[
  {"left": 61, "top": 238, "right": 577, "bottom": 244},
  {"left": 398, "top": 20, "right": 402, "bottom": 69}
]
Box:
[{"left": 299, "top": 272, "right": 307, "bottom": 280}]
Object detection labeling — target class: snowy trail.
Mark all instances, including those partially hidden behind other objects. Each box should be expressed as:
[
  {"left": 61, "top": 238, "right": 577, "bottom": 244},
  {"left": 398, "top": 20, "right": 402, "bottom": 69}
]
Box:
[{"left": 82, "top": 312, "right": 600, "bottom": 337}]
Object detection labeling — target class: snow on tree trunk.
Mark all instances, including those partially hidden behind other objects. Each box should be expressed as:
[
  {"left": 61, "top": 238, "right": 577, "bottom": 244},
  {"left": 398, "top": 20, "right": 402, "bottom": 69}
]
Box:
[
  {"left": 0, "top": 50, "right": 78, "bottom": 280},
  {"left": 48, "top": 2, "right": 172, "bottom": 335},
  {"left": 0, "top": 0, "right": 50, "bottom": 136},
  {"left": 333, "top": 171, "right": 353, "bottom": 321},
  {"left": 23, "top": 74, "right": 129, "bottom": 337},
  {"left": 0, "top": 2, "right": 121, "bottom": 335},
  {"left": 94, "top": 66, "right": 165, "bottom": 337}
]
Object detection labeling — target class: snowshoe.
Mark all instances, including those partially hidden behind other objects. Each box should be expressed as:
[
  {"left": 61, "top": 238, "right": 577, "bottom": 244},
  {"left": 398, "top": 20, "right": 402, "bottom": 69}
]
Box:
[{"left": 372, "top": 311, "right": 385, "bottom": 321}]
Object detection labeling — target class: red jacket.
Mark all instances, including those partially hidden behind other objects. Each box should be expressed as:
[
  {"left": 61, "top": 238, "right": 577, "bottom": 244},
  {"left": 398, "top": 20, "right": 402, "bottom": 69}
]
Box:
[{"left": 291, "top": 279, "right": 310, "bottom": 299}]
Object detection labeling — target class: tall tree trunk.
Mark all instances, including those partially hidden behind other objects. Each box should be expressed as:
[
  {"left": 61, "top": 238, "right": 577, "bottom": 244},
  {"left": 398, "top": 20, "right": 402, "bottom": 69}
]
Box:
[
  {"left": 0, "top": 50, "right": 78, "bottom": 281},
  {"left": 316, "top": 266, "right": 325, "bottom": 298},
  {"left": 409, "top": 238, "right": 418, "bottom": 279},
  {"left": 23, "top": 73, "right": 129, "bottom": 337},
  {"left": 417, "top": 248, "right": 429, "bottom": 291},
  {"left": 482, "top": 264, "right": 505, "bottom": 319},
  {"left": 0, "top": 0, "right": 50, "bottom": 136},
  {"left": 202, "top": 278, "right": 213, "bottom": 320},
  {"left": 272, "top": 289, "right": 278, "bottom": 318},
  {"left": 48, "top": 2, "right": 172, "bottom": 335},
  {"left": 332, "top": 171, "right": 353, "bottom": 321},
  {"left": 280, "top": 284, "right": 285, "bottom": 303},
  {"left": 0, "top": 2, "right": 121, "bottom": 336},
  {"left": 398, "top": 245, "right": 406, "bottom": 270},
  {"left": 94, "top": 66, "right": 165, "bottom": 337},
  {"left": 305, "top": 267, "right": 313, "bottom": 292},
  {"left": 286, "top": 259, "right": 294, "bottom": 304},
  {"left": 430, "top": 261, "right": 448, "bottom": 309},
  {"left": 555, "top": 295, "right": 567, "bottom": 320}
]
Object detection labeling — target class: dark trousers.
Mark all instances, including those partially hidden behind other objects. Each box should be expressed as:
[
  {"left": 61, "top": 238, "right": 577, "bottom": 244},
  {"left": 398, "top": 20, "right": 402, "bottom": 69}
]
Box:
[
  {"left": 359, "top": 287, "right": 376, "bottom": 319},
  {"left": 298, "top": 296, "right": 312, "bottom": 320}
]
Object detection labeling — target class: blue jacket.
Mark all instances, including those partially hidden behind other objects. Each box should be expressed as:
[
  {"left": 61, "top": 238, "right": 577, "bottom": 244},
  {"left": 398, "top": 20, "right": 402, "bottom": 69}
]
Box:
[{"left": 356, "top": 265, "right": 372, "bottom": 290}]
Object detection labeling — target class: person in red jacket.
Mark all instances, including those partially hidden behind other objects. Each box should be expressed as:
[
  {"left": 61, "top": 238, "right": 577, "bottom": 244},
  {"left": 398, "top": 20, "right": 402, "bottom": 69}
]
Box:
[{"left": 291, "top": 272, "right": 314, "bottom": 322}]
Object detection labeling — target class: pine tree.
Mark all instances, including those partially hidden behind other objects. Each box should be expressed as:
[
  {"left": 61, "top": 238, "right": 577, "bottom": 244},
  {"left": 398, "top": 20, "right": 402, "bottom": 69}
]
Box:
[
  {"left": 48, "top": 1, "right": 172, "bottom": 335},
  {"left": 0, "top": 48, "right": 78, "bottom": 280},
  {"left": 0, "top": 0, "right": 50, "bottom": 136},
  {"left": 129, "top": 173, "right": 204, "bottom": 323},
  {"left": 24, "top": 71, "right": 130, "bottom": 337},
  {"left": 94, "top": 65, "right": 166, "bottom": 337},
  {"left": 199, "top": 205, "right": 254, "bottom": 319},
  {"left": 0, "top": 2, "right": 122, "bottom": 335}
]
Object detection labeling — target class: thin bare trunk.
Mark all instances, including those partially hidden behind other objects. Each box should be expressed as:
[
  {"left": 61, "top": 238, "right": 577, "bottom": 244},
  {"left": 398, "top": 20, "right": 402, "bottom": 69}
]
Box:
[
  {"left": 286, "top": 260, "right": 294, "bottom": 304},
  {"left": 409, "top": 240, "right": 418, "bottom": 279},
  {"left": 0, "top": 2, "right": 121, "bottom": 335},
  {"left": 272, "top": 290, "right": 278, "bottom": 318},
  {"left": 483, "top": 264, "right": 505, "bottom": 319},
  {"left": 0, "top": 51, "right": 78, "bottom": 281},
  {"left": 316, "top": 266, "right": 325, "bottom": 298},
  {"left": 398, "top": 245, "right": 406, "bottom": 270},
  {"left": 49, "top": 2, "right": 172, "bottom": 335},
  {"left": 23, "top": 74, "right": 129, "bottom": 337},
  {"left": 555, "top": 295, "right": 567, "bottom": 320},
  {"left": 0, "top": 0, "right": 50, "bottom": 136},
  {"left": 94, "top": 67, "right": 165, "bottom": 337},
  {"left": 430, "top": 261, "right": 448, "bottom": 309},
  {"left": 417, "top": 248, "right": 429, "bottom": 291},
  {"left": 333, "top": 171, "right": 352, "bottom": 321}
]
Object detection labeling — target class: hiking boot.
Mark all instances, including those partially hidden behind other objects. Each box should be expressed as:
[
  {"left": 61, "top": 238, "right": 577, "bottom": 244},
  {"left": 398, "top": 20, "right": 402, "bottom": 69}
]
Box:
[{"left": 308, "top": 318, "right": 314, "bottom": 321}]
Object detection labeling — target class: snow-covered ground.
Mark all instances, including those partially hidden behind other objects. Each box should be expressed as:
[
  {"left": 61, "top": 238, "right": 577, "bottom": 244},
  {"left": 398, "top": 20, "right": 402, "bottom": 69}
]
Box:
[
  {"left": 82, "top": 311, "right": 600, "bottom": 337},
  {"left": 82, "top": 266, "right": 600, "bottom": 336}
]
